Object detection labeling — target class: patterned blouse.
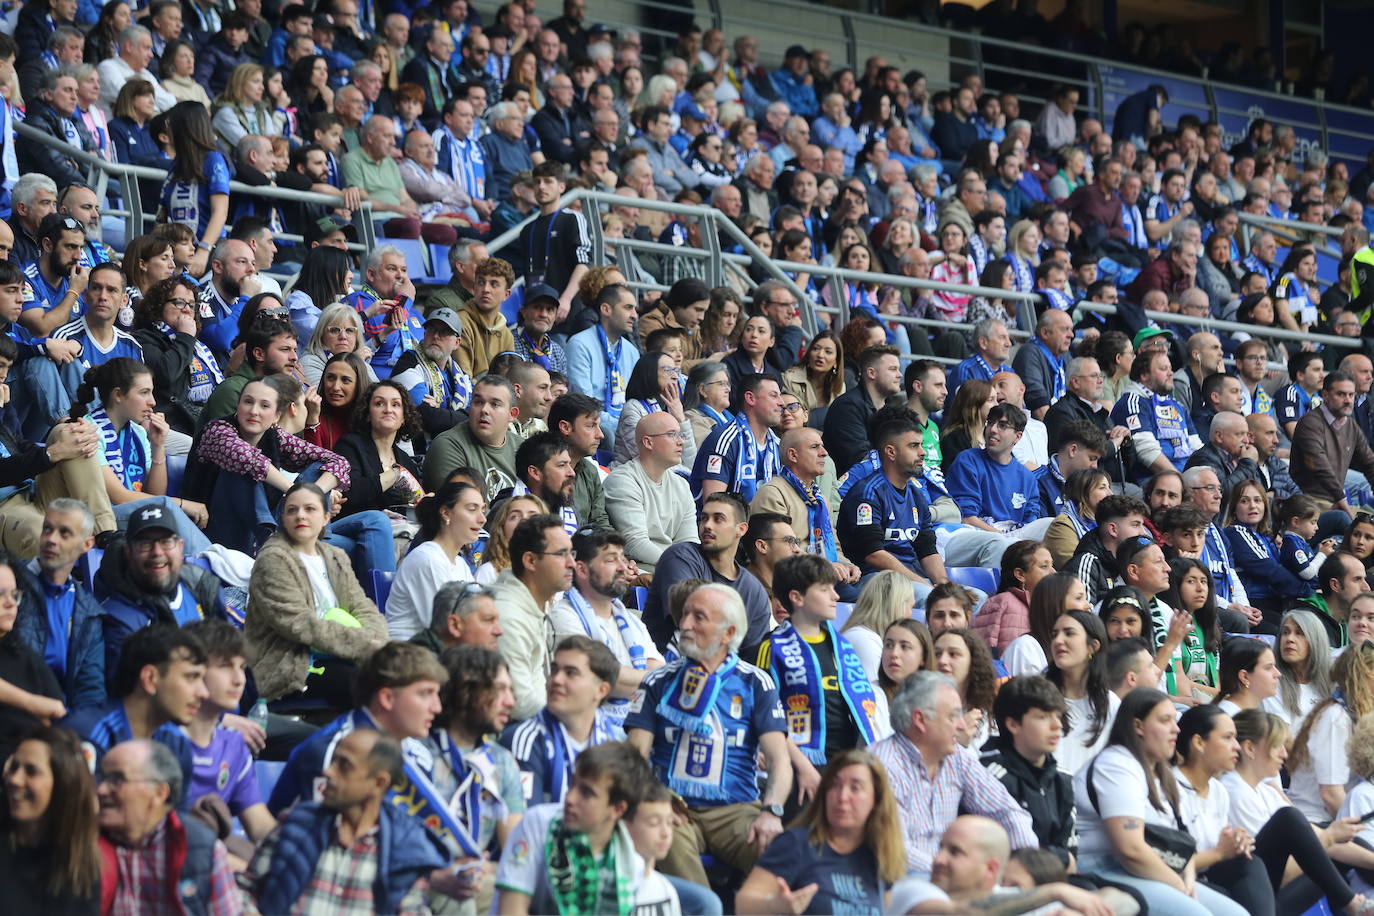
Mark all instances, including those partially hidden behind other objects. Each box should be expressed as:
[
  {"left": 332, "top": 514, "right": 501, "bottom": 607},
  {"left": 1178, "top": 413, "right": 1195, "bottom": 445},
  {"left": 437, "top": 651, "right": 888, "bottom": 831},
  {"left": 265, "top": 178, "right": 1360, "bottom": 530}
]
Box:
[{"left": 197, "top": 419, "right": 352, "bottom": 491}]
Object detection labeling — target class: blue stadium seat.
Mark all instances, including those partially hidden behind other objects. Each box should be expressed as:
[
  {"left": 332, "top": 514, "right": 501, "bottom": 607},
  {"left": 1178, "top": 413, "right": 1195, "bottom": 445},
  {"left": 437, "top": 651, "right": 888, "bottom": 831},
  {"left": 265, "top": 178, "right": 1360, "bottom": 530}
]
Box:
[
  {"left": 946, "top": 567, "right": 999, "bottom": 595},
  {"left": 835, "top": 602, "right": 855, "bottom": 629},
  {"left": 429, "top": 245, "right": 452, "bottom": 283},
  {"left": 380, "top": 237, "right": 433, "bottom": 283},
  {"left": 165, "top": 454, "right": 186, "bottom": 497},
  {"left": 254, "top": 760, "right": 286, "bottom": 800},
  {"left": 372, "top": 569, "right": 395, "bottom": 610},
  {"left": 83, "top": 547, "right": 104, "bottom": 589},
  {"left": 629, "top": 586, "right": 648, "bottom": 611}
]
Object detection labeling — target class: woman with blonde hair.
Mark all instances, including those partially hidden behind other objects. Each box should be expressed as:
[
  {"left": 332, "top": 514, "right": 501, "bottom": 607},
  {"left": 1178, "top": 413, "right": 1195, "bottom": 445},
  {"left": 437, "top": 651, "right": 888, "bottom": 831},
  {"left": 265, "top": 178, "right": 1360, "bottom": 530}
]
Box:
[
  {"left": 212, "top": 62, "right": 279, "bottom": 151},
  {"left": 736, "top": 749, "right": 904, "bottom": 914},
  {"left": 300, "top": 302, "right": 376, "bottom": 388},
  {"left": 1004, "top": 219, "right": 1043, "bottom": 293},
  {"left": 840, "top": 569, "right": 917, "bottom": 682},
  {"left": 474, "top": 493, "right": 549, "bottom": 584},
  {"left": 1288, "top": 641, "right": 1374, "bottom": 823}
]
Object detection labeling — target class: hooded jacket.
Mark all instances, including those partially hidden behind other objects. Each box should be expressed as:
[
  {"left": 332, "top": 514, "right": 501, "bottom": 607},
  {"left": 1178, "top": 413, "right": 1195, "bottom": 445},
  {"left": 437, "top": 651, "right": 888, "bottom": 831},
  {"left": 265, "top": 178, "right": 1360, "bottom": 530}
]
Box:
[
  {"left": 13, "top": 561, "right": 106, "bottom": 711},
  {"left": 980, "top": 734, "right": 1076, "bottom": 865},
  {"left": 95, "top": 538, "right": 227, "bottom": 681}
]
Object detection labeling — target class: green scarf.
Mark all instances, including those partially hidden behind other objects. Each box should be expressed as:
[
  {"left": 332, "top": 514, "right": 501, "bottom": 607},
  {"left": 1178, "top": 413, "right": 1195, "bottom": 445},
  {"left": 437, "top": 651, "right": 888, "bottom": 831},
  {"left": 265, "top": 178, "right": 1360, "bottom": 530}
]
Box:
[{"left": 544, "top": 815, "right": 634, "bottom": 916}]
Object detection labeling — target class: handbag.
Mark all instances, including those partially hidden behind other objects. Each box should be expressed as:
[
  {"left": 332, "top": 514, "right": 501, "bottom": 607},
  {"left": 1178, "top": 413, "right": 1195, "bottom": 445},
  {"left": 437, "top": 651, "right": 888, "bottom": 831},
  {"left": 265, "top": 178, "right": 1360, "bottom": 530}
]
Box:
[{"left": 1086, "top": 757, "right": 1197, "bottom": 873}]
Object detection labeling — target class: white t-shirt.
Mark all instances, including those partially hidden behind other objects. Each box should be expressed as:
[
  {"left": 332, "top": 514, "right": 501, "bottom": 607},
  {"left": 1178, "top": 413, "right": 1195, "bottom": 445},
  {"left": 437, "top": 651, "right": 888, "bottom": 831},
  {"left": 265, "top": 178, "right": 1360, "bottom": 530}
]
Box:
[
  {"left": 297, "top": 551, "right": 337, "bottom": 615},
  {"left": 633, "top": 870, "right": 681, "bottom": 916},
  {"left": 1217, "top": 698, "right": 1243, "bottom": 716},
  {"left": 1073, "top": 745, "right": 1180, "bottom": 861},
  {"left": 386, "top": 541, "right": 474, "bottom": 640},
  {"left": 1288, "top": 702, "right": 1357, "bottom": 823},
  {"left": 1219, "top": 771, "right": 1289, "bottom": 836},
  {"left": 889, "top": 877, "right": 951, "bottom": 914},
  {"left": 1056, "top": 691, "right": 1120, "bottom": 777},
  {"left": 549, "top": 596, "right": 665, "bottom": 674},
  {"left": 1001, "top": 633, "right": 1048, "bottom": 678},
  {"left": 1173, "top": 766, "right": 1231, "bottom": 851},
  {"left": 1262, "top": 681, "right": 1323, "bottom": 729},
  {"left": 842, "top": 625, "right": 883, "bottom": 684},
  {"left": 475, "top": 561, "right": 499, "bottom": 585},
  {"left": 1337, "top": 781, "right": 1374, "bottom": 896}
]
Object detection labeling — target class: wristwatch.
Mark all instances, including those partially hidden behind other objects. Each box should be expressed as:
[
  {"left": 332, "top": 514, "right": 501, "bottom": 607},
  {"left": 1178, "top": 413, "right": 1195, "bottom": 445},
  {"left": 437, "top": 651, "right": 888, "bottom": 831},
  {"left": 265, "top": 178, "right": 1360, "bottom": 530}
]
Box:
[{"left": 764, "top": 804, "right": 784, "bottom": 818}]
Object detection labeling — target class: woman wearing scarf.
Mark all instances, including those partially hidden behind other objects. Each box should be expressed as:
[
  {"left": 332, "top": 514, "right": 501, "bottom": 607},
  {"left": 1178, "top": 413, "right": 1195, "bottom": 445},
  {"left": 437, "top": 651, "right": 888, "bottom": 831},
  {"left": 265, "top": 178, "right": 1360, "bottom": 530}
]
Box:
[
  {"left": 753, "top": 556, "right": 890, "bottom": 817},
  {"left": 1044, "top": 467, "right": 1112, "bottom": 567},
  {"left": 130, "top": 276, "right": 226, "bottom": 435}
]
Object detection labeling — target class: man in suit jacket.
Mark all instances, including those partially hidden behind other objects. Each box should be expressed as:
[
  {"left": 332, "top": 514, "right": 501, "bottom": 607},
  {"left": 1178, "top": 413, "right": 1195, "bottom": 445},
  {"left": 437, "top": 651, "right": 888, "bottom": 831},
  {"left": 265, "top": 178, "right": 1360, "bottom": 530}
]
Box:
[
  {"left": 1044, "top": 354, "right": 1130, "bottom": 486},
  {"left": 400, "top": 25, "right": 460, "bottom": 124}
]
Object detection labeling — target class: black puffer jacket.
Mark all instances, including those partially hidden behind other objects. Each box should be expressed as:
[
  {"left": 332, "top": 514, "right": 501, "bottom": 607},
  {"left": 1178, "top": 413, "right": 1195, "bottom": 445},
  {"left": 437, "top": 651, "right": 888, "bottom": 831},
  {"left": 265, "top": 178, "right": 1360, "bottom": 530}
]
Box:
[
  {"left": 980, "top": 735, "right": 1077, "bottom": 866},
  {"left": 1063, "top": 528, "right": 1122, "bottom": 606}
]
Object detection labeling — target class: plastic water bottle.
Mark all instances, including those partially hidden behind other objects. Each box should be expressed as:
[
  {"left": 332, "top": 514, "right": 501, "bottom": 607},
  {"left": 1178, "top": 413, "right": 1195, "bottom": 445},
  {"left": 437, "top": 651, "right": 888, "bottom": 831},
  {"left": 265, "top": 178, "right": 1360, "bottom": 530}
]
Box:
[{"left": 248, "top": 699, "right": 270, "bottom": 757}]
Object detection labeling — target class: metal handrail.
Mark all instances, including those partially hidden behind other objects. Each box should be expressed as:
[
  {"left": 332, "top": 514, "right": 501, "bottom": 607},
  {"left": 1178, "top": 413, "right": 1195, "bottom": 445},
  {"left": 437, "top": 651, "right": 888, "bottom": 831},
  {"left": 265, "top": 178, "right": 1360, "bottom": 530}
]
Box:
[
  {"left": 16, "top": 121, "right": 378, "bottom": 253},
  {"left": 1236, "top": 211, "right": 1345, "bottom": 239}
]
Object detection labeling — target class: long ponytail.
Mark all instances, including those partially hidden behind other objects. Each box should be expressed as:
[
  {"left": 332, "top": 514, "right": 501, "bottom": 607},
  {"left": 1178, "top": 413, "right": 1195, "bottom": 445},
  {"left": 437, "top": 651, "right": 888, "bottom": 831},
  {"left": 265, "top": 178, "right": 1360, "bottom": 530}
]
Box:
[
  {"left": 415, "top": 481, "right": 479, "bottom": 545},
  {"left": 70, "top": 357, "right": 151, "bottom": 421}
]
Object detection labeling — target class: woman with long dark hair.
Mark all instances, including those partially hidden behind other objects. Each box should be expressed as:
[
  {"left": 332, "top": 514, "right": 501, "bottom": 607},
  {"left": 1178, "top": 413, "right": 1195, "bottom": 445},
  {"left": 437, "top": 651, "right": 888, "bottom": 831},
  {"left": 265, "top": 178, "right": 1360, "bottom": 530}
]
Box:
[
  {"left": 331, "top": 379, "right": 425, "bottom": 518},
  {"left": 1159, "top": 555, "right": 1223, "bottom": 703},
  {"left": 245, "top": 481, "right": 388, "bottom": 704},
  {"left": 385, "top": 481, "right": 486, "bottom": 641},
  {"left": 84, "top": 0, "right": 129, "bottom": 64},
  {"left": 970, "top": 540, "right": 1054, "bottom": 657},
  {"left": 0, "top": 727, "right": 101, "bottom": 913},
  {"left": 1047, "top": 610, "right": 1118, "bottom": 775},
  {"left": 1073, "top": 687, "right": 1247, "bottom": 916},
  {"left": 286, "top": 54, "right": 334, "bottom": 116},
  {"left": 1215, "top": 637, "right": 1280, "bottom": 715},
  {"left": 1270, "top": 244, "right": 1321, "bottom": 334},
  {"left": 782, "top": 329, "right": 845, "bottom": 425},
  {"left": 1225, "top": 478, "right": 1310, "bottom": 619},
  {"left": 158, "top": 102, "right": 230, "bottom": 275},
  {"left": 939, "top": 378, "right": 996, "bottom": 472},
  {"left": 1001, "top": 571, "right": 1091, "bottom": 677},
  {"left": 120, "top": 233, "right": 178, "bottom": 307},
  {"left": 286, "top": 245, "right": 355, "bottom": 343},
  {"left": 876, "top": 618, "right": 935, "bottom": 698},
  {"left": 612, "top": 349, "right": 697, "bottom": 469},
  {"left": 934, "top": 627, "right": 998, "bottom": 748},
  {"left": 304, "top": 352, "right": 371, "bottom": 451}
]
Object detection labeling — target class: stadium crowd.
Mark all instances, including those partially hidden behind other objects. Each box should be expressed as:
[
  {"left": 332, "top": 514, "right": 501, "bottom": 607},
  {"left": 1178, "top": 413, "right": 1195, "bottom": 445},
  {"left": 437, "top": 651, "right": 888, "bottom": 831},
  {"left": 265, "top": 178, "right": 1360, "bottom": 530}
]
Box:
[{"left": 4, "top": 0, "right": 1374, "bottom": 914}]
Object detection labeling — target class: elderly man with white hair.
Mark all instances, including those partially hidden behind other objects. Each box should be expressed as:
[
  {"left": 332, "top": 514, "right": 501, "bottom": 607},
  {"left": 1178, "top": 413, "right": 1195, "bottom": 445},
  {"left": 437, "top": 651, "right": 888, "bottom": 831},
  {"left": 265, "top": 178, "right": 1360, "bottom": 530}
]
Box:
[
  {"left": 626, "top": 581, "right": 793, "bottom": 887},
  {"left": 399, "top": 128, "right": 479, "bottom": 224},
  {"left": 97, "top": 25, "right": 177, "bottom": 115},
  {"left": 343, "top": 115, "right": 458, "bottom": 246}
]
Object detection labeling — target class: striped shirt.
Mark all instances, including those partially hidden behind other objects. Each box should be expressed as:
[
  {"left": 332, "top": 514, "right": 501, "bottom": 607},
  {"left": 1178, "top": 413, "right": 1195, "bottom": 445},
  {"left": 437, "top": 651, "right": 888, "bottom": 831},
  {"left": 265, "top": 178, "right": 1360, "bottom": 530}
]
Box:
[{"left": 869, "top": 732, "right": 1038, "bottom": 876}]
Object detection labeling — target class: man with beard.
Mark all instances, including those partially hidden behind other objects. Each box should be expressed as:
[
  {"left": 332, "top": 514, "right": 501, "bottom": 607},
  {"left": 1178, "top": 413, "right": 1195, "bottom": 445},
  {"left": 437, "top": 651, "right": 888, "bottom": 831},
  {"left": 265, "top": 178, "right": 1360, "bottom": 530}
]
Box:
[
  {"left": 502, "top": 635, "right": 620, "bottom": 804},
  {"left": 643, "top": 492, "right": 770, "bottom": 653},
  {"left": 491, "top": 514, "right": 576, "bottom": 722},
  {"left": 626, "top": 582, "right": 792, "bottom": 887},
  {"left": 20, "top": 212, "right": 88, "bottom": 336},
  {"left": 552, "top": 530, "right": 664, "bottom": 727},
  {"left": 1110, "top": 346, "right": 1202, "bottom": 483},
  {"left": 57, "top": 184, "right": 113, "bottom": 269},
  {"left": 95, "top": 503, "right": 227, "bottom": 679},
  {"left": 391, "top": 308, "right": 471, "bottom": 440},
  {"left": 696, "top": 373, "right": 785, "bottom": 503},
  {"left": 424, "top": 374, "right": 524, "bottom": 492},
  {"left": 512, "top": 431, "right": 580, "bottom": 531},
  {"left": 194, "top": 238, "right": 262, "bottom": 359},
  {"left": 549, "top": 392, "right": 613, "bottom": 529},
  {"left": 197, "top": 316, "right": 298, "bottom": 431},
  {"left": 1292, "top": 370, "right": 1374, "bottom": 516},
  {"left": 51, "top": 262, "right": 141, "bottom": 373}
]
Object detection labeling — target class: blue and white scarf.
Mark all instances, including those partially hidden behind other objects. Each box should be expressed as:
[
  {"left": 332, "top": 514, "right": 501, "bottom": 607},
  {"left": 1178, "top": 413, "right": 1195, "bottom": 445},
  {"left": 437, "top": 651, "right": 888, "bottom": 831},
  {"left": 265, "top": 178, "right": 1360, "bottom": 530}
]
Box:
[
  {"left": 732, "top": 415, "right": 779, "bottom": 503},
  {"left": 1034, "top": 338, "right": 1067, "bottom": 402},
  {"left": 1006, "top": 253, "right": 1035, "bottom": 292},
  {"left": 565, "top": 587, "right": 648, "bottom": 671},
  {"left": 1242, "top": 254, "right": 1278, "bottom": 285},
  {"left": 781, "top": 467, "right": 835, "bottom": 561},
  {"left": 1041, "top": 287, "right": 1075, "bottom": 312},
  {"left": 657, "top": 656, "right": 738, "bottom": 801},
  {"left": 400, "top": 728, "right": 483, "bottom": 857},
  {"left": 91, "top": 406, "right": 147, "bottom": 490},
  {"left": 512, "top": 480, "right": 579, "bottom": 534},
  {"left": 540, "top": 706, "right": 621, "bottom": 802},
  {"left": 766, "top": 622, "right": 881, "bottom": 763},
  {"left": 969, "top": 234, "right": 990, "bottom": 278},
  {"left": 597, "top": 324, "right": 626, "bottom": 412}
]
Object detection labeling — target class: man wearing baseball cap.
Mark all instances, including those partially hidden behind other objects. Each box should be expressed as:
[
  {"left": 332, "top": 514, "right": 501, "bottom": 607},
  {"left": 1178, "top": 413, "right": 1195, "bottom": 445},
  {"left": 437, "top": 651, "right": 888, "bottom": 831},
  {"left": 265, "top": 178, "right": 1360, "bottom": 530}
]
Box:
[
  {"left": 392, "top": 308, "right": 474, "bottom": 439},
  {"left": 511, "top": 283, "right": 569, "bottom": 374},
  {"left": 771, "top": 45, "right": 818, "bottom": 119},
  {"left": 304, "top": 214, "right": 357, "bottom": 250}
]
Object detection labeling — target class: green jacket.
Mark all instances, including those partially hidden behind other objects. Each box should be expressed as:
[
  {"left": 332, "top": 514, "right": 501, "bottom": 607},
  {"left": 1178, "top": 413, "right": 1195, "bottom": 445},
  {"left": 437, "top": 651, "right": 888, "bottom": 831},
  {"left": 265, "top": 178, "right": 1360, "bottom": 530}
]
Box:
[
  {"left": 424, "top": 277, "right": 474, "bottom": 316},
  {"left": 1293, "top": 592, "right": 1345, "bottom": 648},
  {"left": 574, "top": 456, "right": 610, "bottom": 530},
  {"left": 197, "top": 363, "right": 257, "bottom": 432}
]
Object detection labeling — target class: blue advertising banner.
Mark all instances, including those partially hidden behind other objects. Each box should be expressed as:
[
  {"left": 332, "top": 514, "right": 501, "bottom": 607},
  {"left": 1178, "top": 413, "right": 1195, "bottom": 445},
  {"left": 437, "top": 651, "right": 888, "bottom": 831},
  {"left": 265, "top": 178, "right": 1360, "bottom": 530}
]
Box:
[{"left": 1210, "top": 86, "right": 1323, "bottom": 167}]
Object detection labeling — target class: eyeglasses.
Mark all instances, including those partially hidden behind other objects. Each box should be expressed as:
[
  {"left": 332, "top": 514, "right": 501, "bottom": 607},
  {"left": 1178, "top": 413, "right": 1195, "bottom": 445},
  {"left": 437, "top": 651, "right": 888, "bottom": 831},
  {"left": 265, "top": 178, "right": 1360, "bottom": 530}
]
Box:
[
  {"left": 130, "top": 535, "right": 182, "bottom": 552},
  {"left": 58, "top": 216, "right": 82, "bottom": 231},
  {"left": 985, "top": 419, "right": 1022, "bottom": 432},
  {"left": 781, "top": 402, "right": 804, "bottom": 413},
  {"left": 165, "top": 298, "right": 195, "bottom": 312},
  {"left": 763, "top": 535, "right": 803, "bottom": 548},
  {"left": 96, "top": 771, "right": 159, "bottom": 789},
  {"left": 703, "top": 379, "right": 730, "bottom": 388},
  {"left": 325, "top": 326, "right": 358, "bottom": 336},
  {"left": 646, "top": 430, "right": 688, "bottom": 441},
  {"left": 1188, "top": 484, "right": 1221, "bottom": 494}
]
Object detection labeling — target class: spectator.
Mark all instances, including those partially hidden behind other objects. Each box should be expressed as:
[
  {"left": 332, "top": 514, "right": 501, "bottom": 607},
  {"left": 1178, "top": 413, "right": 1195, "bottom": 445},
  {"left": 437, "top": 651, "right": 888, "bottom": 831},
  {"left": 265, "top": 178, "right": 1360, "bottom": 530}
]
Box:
[
  {"left": 399, "top": 24, "right": 460, "bottom": 122},
  {"left": 195, "top": 13, "right": 252, "bottom": 99},
  {"left": 823, "top": 345, "right": 903, "bottom": 473},
  {"left": 97, "top": 25, "right": 177, "bottom": 115},
  {"left": 604, "top": 411, "right": 697, "bottom": 573},
  {"left": 389, "top": 309, "right": 473, "bottom": 440},
  {"left": 332, "top": 378, "right": 427, "bottom": 518},
  {"left": 1291, "top": 370, "right": 1374, "bottom": 515},
  {"left": 424, "top": 374, "right": 524, "bottom": 493},
  {"left": 631, "top": 104, "right": 699, "bottom": 195},
  {"left": 453, "top": 256, "right": 515, "bottom": 380},
  {"left": 1112, "top": 346, "right": 1202, "bottom": 483},
  {"left": 96, "top": 739, "right": 241, "bottom": 915},
  {"left": 693, "top": 373, "right": 783, "bottom": 502},
  {"left": 521, "top": 161, "right": 592, "bottom": 319},
  {"left": 510, "top": 283, "right": 570, "bottom": 374},
  {"left": 480, "top": 102, "right": 535, "bottom": 203},
  {"left": 409, "top": 581, "right": 503, "bottom": 654},
  {"left": 1011, "top": 309, "right": 1073, "bottom": 420},
  {"left": 19, "top": 71, "right": 96, "bottom": 192},
  {"left": 490, "top": 513, "right": 574, "bottom": 721},
  {"left": 568, "top": 283, "right": 640, "bottom": 443},
  {"left": 343, "top": 116, "right": 459, "bottom": 246},
  {"left": 0, "top": 727, "right": 102, "bottom": 911},
  {"left": 344, "top": 244, "right": 423, "bottom": 377}
]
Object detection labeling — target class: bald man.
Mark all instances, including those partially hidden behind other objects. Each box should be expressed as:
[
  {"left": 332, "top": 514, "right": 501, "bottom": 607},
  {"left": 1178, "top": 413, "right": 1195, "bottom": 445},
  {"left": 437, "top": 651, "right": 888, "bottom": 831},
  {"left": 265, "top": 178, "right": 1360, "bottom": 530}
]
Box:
[
  {"left": 1172, "top": 329, "right": 1224, "bottom": 413},
  {"left": 894, "top": 816, "right": 1125, "bottom": 915},
  {"left": 750, "top": 427, "right": 860, "bottom": 587},
  {"left": 603, "top": 412, "right": 698, "bottom": 573},
  {"left": 1344, "top": 353, "right": 1374, "bottom": 448},
  {"left": 1185, "top": 410, "right": 1264, "bottom": 506}
]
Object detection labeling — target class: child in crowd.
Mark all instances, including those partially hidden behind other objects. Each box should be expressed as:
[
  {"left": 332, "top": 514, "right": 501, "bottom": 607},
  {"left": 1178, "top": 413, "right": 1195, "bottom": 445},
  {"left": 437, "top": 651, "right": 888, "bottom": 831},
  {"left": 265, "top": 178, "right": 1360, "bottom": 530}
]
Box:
[{"left": 1277, "top": 493, "right": 1337, "bottom": 583}]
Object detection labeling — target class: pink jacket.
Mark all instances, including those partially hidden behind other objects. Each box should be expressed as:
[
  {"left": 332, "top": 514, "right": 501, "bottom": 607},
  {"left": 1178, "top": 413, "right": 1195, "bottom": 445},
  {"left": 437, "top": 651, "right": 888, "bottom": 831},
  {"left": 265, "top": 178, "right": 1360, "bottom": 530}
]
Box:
[{"left": 971, "top": 587, "right": 1031, "bottom": 657}]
